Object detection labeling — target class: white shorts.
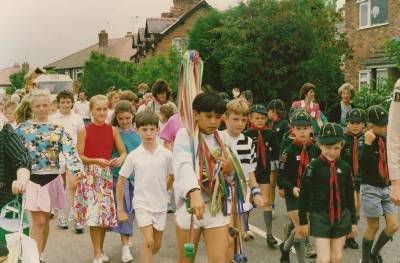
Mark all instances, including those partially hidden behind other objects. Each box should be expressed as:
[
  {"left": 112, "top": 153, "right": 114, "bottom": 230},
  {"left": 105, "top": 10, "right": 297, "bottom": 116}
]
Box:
[
  {"left": 135, "top": 209, "right": 167, "bottom": 231},
  {"left": 175, "top": 203, "right": 230, "bottom": 230}
]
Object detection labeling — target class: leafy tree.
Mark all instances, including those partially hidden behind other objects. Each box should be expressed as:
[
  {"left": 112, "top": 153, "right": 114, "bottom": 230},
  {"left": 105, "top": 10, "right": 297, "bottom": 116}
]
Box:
[
  {"left": 80, "top": 52, "right": 134, "bottom": 97},
  {"left": 189, "top": 0, "right": 349, "bottom": 108},
  {"left": 9, "top": 69, "right": 27, "bottom": 93},
  {"left": 80, "top": 48, "right": 181, "bottom": 97},
  {"left": 130, "top": 47, "right": 181, "bottom": 93},
  {"left": 386, "top": 39, "right": 400, "bottom": 69}
]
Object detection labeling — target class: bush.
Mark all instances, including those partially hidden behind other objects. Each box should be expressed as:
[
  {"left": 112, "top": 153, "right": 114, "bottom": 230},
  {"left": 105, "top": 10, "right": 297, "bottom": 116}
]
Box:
[{"left": 352, "top": 78, "right": 393, "bottom": 110}]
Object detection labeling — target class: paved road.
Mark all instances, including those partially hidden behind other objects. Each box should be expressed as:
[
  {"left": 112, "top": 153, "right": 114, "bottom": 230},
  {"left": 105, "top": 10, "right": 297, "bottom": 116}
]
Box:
[{"left": 45, "top": 195, "right": 400, "bottom": 263}]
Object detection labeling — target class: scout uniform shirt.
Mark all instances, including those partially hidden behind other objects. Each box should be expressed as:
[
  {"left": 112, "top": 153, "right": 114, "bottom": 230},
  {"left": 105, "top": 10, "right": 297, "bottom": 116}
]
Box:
[
  {"left": 298, "top": 158, "right": 357, "bottom": 226},
  {"left": 278, "top": 140, "right": 320, "bottom": 198},
  {"left": 341, "top": 132, "right": 364, "bottom": 190}
]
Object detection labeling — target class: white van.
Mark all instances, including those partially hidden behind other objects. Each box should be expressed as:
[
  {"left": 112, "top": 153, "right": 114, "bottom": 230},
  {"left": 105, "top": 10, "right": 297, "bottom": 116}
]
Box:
[{"left": 34, "top": 74, "right": 73, "bottom": 94}]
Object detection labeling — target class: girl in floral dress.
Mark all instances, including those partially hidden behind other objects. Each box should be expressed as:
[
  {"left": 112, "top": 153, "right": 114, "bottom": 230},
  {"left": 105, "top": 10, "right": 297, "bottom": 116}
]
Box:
[
  {"left": 75, "top": 95, "right": 126, "bottom": 263},
  {"left": 15, "top": 90, "right": 85, "bottom": 263}
]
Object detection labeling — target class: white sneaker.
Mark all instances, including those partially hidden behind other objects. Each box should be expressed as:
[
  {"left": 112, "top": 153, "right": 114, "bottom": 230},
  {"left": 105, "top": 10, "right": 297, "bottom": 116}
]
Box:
[
  {"left": 101, "top": 253, "right": 109, "bottom": 262},
  {"left": 128, "top": 239, "right": 133, "bottom": 248},
  {"left": 93, "top": 258, "right": 103, "bottom": 263},
  {"left": 121, "top": 246, "right": 133, "bottom": 263}
]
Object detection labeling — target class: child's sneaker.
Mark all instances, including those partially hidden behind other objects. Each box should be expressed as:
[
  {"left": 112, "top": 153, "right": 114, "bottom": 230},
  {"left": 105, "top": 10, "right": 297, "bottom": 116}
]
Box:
[
  {"left": 369, "top": 253, "right": 383, "bottom": 263},
  {"left": 305, "top": 242, "right": 317, "bottom": 258},
  {"left": 121, "top": 245, "right": 133, "bottom": 263},
  {"left": 101, "top": 253, "right": 109, "bottom": 262},
  {"left": 279, "top": 242, "right": 290, "bottom": 263},
  {"left": 57, "top": 216, "right": 68, "bottom": 229},
  {"left": 93, "top": 258, "right": 103, "bottom": 263},
  {"left": 266, "top": 234, "right": 278, "bottom": 247},
  {"left": 75, "top": 222, "right": 84, "bottom": 234}
]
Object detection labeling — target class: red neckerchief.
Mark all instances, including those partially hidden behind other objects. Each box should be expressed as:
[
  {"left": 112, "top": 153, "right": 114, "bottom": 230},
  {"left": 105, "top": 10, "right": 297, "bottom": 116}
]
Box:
[
  {"left": 293, "top": 138, "right": 313, "bottom": 187},
  {"left": 320, "top": 154, "right": 341, "bottom": 225},
  {"left": 249, "top": 124, "right": 268, "bottom": 169},
  {"left": 346, "top": 131, "right": 360, "bottom": 177},
  {"left": 268, "top": 117, "right": 281, "bottom": 130},
  {"left": 199, "top": 131, "right": 225, "bottom": 192},
  {"left": 377, "top": 137, "right": 389, "bottom": 185}
]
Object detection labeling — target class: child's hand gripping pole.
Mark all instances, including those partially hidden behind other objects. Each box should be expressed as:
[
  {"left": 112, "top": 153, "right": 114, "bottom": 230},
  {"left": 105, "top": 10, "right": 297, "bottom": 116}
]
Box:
[{"left": 184, "top": 198, "right": 195, "bottom": 258}]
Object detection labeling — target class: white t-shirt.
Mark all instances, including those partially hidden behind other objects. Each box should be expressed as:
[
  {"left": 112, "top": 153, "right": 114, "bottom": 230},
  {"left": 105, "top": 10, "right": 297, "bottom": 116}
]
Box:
[
  {"left": 73, "top": 100, "right": 90, "bottom": 120},
  {"left": 106, "top": 109, "right": 114, "bottom": 124},
  {"left": 173, "top": 129, "right": 225, "bottom": 203},
  {"left": 119, "top": 144, "right": 173, "bottom": 212},
  {"left": 49, "top": 111, "right": 84, "bottom": 145}
]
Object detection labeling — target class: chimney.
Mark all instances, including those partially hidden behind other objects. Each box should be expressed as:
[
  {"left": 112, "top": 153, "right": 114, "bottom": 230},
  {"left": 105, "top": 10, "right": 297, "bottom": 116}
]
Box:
[
  {"left": 98, "top": 30, "right": 108, "bottom": 48},
  {"left": 172, "top": 0, "right": 200, "bottom": 17},
  {"left": 21, "top": 62, "right": 29, "bottom": 72}
]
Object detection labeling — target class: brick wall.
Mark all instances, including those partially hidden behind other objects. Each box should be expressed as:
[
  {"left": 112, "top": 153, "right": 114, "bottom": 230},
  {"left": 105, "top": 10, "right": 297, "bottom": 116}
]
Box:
[
  {"left": 153, "top": 7, "right": 208, "bottom": 56},
  {"left": 344, "top": 0, "right": 400, "bottom": 87}
]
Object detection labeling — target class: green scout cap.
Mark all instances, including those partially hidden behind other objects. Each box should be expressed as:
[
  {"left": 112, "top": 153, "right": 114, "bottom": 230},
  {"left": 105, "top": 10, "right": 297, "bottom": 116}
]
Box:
[
  {"left": 291, "top": 110, "right": 312, "bottom": 126},
  {"left": 366, "top": 105, "right": 388, "bottom": 126},
  {"left": 250, "top": 104, "right": 268, "bottom": 115},
  {"left": 346, "top": 108, "right": 366, "bottom": 123},
  {"left": 266, "top": 99, "right": 286, "bottom": 111},
  {"left": 242, "top": 90, "right": 253, "bottom": 100},
  {"left": 318, "top": 122, "right": 344, "bottom": 145}
]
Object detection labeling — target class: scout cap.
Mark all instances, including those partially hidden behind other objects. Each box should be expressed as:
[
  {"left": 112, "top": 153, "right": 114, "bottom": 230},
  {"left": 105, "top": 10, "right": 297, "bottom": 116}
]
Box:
[
  {"left": 346, "top": 108, "right": 366, "bottom": 123},
  {"left": 291, "top": 110, "right": 312, "bottom": 126},
  {"left": 318, "top": 122, "right": 344, "bottom": 145},
  {"left": 366, "top": 105, "right": 388, "bottom": 126},
  {"left": 266, "top": 99, "right": 286, "bottom": 111},
  {"left": 250, "top": 104, "right": 268, "bottom": 115}
]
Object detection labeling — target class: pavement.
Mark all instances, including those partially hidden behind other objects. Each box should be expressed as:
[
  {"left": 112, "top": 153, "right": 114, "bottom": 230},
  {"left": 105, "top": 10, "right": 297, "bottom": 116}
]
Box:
[{"left": 45, "top": 195, "right": 400, "bottom": 263}]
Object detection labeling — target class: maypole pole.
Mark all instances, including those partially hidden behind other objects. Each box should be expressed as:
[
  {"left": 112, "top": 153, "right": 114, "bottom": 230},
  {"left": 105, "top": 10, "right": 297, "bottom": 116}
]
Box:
[{"left": 178, "top": 50, "right": 203, "bottom": 258}]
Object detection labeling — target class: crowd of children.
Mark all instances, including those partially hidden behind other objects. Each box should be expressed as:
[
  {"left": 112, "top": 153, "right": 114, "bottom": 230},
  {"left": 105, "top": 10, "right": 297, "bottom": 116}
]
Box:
[{"left": 0, "top": 79, "right": 399, "bottom": 263}]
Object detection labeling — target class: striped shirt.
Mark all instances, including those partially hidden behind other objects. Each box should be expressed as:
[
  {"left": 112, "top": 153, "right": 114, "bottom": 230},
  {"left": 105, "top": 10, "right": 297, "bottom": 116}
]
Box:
[
  {"left": 221, "top": 131, "right": 256, "bottom": 179},
  {"left": 0, "top": 123, "right": 31, "bottom": 207}
]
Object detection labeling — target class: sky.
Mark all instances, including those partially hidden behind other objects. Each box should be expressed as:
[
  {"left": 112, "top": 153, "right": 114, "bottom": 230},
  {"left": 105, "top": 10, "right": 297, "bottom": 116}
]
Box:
[{"left": 0, "top": 0, "right": 344, "bottom": 69}]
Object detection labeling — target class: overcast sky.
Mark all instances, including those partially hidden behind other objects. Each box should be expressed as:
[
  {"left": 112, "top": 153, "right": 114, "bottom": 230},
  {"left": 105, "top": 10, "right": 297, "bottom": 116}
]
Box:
[{"left": 0, "top": 0, "right": 344, "bottom": 69}]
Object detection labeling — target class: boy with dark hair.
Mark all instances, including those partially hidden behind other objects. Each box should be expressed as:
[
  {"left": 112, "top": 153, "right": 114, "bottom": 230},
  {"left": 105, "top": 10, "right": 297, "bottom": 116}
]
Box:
[
  {"left": 173, "top": 92, "right": 233, "bottom": 262},
  {"left": 299, "top": 123, "right": 357, "bottom": 263},
  {"left": 278, "top": 110, "right": 320, "bottom": 263},
  {"left": 267, "top": 99, "right": 289, "bottom": 145},
  {"left": 117, "top": 110, "right": 173, "bottom": 263},
  {"left": 341, "top": 108, "right": 366, "bottom": 249},
  {"left": 244, "top": 104, "right": 279, "bottom": 247},
  {"left": 360, "top": 106, "right": 399, "bottom": 263}
]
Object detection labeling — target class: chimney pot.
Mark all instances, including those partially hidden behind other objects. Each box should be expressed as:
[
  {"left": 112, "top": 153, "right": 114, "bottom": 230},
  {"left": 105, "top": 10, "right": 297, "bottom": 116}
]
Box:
[{"left": 99, "top": 30, "right": 108, "bottom": 48}]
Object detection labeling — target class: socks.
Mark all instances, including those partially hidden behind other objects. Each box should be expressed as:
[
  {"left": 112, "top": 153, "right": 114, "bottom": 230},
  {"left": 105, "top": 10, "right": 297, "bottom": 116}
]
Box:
[
  {"left": 371, "top": 230, "right": 392, "bottom": 256},
  {"left": 263, "top": 211, "right": 273, "bottom": 235},
  {"left": 294, "top": 238, "right": 305, "bottom": 263},
  {"left": 284, "top": 230, "right": 295, "bottom": 251},
  {"left": 361, "top": 238, "right": 374, "bottom": 263}
]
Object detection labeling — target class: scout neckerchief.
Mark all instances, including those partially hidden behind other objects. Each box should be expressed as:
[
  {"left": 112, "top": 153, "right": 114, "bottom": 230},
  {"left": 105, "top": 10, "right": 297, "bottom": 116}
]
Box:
[
  {"left": 268, "top": 117, "right": 281, "bottom": 131},
  {"left": 293, "top": 138, "right": 313, "bottom": 187},
  {"left": 377, "top": 137, "right": 389, "bottom": 185},
  {"left": 249, "top": 124, "right": 268, "bottom": 170},
  {"left": 346, "top": 131, "right": 361, "bottom": 177},
  {"left": 320, "top": 154, "right": 341, "bottom": 225}
]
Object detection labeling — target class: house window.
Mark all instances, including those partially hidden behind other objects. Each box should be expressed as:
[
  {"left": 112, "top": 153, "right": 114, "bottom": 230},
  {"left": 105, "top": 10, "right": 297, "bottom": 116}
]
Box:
[
  {"left": 358, "top": 0, "right": 388, "bottom": 29},
  {"left": 359, "top": 70, "right": 371, "bottom": 89},
  {"left": 71, "top": 69, "right": 83, "bottom": 81},
  {"left": 376, "top": 69, "right": 388, "bottom": 88},
  {"left": 172, "top": 37, "right": 188, "bottom": 52}
]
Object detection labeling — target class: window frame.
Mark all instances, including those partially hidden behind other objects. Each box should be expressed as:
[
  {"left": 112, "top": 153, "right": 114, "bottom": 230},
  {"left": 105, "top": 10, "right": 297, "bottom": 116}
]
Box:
[
  {"left": 359, "top": 70, "right": 371, "bottom": 89},
  {"left": 358, "top": 0, "right": 389, "bottom": 29}
]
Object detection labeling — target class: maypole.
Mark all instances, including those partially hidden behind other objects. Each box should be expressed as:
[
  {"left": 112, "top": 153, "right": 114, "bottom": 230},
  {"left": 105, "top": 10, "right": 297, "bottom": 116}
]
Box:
[{"left": 178, "top": 50, "right": 203, "bottom": 258}]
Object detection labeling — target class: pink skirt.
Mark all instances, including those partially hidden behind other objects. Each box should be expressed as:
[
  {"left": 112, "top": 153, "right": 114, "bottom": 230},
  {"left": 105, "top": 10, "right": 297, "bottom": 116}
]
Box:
[{"left": 25, "top": 175, "right": 66, "bottom": 212}]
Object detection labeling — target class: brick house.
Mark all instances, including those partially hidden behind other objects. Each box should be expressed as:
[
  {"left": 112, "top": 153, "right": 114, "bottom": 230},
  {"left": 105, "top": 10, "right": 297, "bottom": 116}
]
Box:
[
  {"left": 344, "top": 0, "right": 400, "bottom": 89},
  {"left": 132, "top": 0, "right": 210, "bottom": 61},
  {"left": 44, "top": 30, "right": 136, "bottom": 81}
]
